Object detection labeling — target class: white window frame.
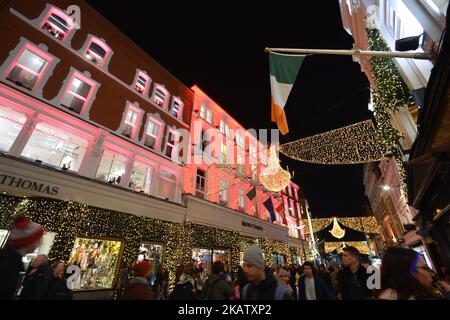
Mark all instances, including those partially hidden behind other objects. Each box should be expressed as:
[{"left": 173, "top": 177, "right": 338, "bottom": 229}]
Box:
[
  {"left": 118, "top": 102, "right": 144, "bottom": 140},
  {"left": 170, "top": 97, "right": 184, "bottom": 120},
  {"left": 151, "top": 84, "right": 170, "bottom": 109},
  {"left": 80, "top": 35, "right": 113, "bottom": 71},
  {"left": 132, "top": 70, "right": 151, "bottom": 97},
  {"left": 37, "top": 4, "right": 76, "bottom": 44},
  {"left": 141, "top": 114, "right": 164, "bottom": 151}
]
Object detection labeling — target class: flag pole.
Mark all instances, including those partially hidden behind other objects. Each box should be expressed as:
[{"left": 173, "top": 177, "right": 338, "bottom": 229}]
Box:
[{"left": 264, "top": 47, "right": 432, "bottom": 60}]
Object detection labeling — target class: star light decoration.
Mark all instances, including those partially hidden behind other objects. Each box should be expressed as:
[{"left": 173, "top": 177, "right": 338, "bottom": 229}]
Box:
[{"left": 259, "top": 145, "right": 292, "bottom": 192}]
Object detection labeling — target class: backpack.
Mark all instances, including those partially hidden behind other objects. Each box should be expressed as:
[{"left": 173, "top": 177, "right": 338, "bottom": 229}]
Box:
[
  {"left": 202, "top": 277, "right": 222, "bottom": 300},
  {"left": 241, "top": 283, "right": 287, "bottom": 300}
]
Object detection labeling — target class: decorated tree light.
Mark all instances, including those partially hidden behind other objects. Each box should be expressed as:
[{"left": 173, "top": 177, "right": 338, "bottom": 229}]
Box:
[{"left": 259, "top": 145, "right": 291, "bottom": 192}]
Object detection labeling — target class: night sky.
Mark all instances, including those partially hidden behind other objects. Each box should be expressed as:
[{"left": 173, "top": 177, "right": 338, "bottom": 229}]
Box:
[{"left": 85, "top": 1, "right": 373, "bottom": 239}]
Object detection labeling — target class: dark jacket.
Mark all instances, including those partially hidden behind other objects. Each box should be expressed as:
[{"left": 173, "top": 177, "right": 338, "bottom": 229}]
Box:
[
  {"left": 121, "top": 277, "right": 154, "bottom": 300},
  {"left": 46, "top": 276, "right": 73, "bottom": 300},
  {"left": 0, "top": 247, "right": 23, "bottom": 300},
  {"left": 298, "top": 274, "right": 335, "bottom": 300},
  {"left": 319, "top": 270, "right": 332, "bottom": 290},
  {"left": 170, "top": 274, "right": 197, "bottom": 300},
  {"left": 19, "top": 262, "right": 52, "bottom": 300},
  {"left": 336, "top": 265, "right": 372, "bottom": 300},
  {"left": 201, "top": 274, "right": 234, "bottom": 300},
  {"left": 241, "top": 269, "right": 293, "bottom": 300}
]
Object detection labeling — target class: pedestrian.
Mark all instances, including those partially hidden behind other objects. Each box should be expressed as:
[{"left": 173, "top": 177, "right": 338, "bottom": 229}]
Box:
[
  {"left": 336, "top": 246, "right": 373, "bottom": 300},
  {"left": 201, "top": 261, "right": 234, "bottom": 300},
  {"left": 170, "top": 263, "right": 197, "bottom": 300},
  {"left": 236, "top": 265, "right": 248, "bottom": 298},
  {"left": 318, "top": 263, "right": 332, "bottom": 291},
  {"left": 153, "top": 265, "right": 164, "bottom": 299},
  {"left": 277, "top": 267, "right": 295, "bottom": 299},
  {"left": 194, "top": 265, "right": 208, "bottom": 298},
  {"left": 0, "top": 216, "right": 44, "bottom": 300},
  {"left": 289, "top": 264, "right": 298, "bottom": 300},
  {"left": 328, "top": 264, "right": 339, "bottom": 294},
  {"left": 298, "top": 261, "right": 335, "bottom": 300},
  {"left": 19, "top": 255, "right": 52, "bottom": 300},
  {"left": 121, "top": 260, "right": 155, "bottom": 300},
  {"left": 375, "top": 247, "right": 450, "bottom": 300},
  {"left": 114, "top": 262, "right": 129, "bottom": 299},
  {"left": 241, "top": 246, "right": 293, "bottom": 300},
  {"left": 175, "top": 261, "right": 184, "bottom": 283},
  {"left": 45, "top": 261, "right": 73, "bottom": 300},
  {"left": 360, "top": 256, "right": 372, "bottom": 270},
  {"left": 162, "top": 268, "right": 169, "bottom": 299}
]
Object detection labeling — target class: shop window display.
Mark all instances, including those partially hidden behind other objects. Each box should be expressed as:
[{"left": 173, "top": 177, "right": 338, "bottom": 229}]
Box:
[
  {"left": 68, "top": 237, "right": 122, "bottom": 290},
  {"left": 137, "top": 243, "right": 163, "bottom": 285},
  {"left": 271, "top": 253, "right": 285, "bottom": 267},
  {"left": 192, "top": 248, "right": 230, "bottom": 275}
]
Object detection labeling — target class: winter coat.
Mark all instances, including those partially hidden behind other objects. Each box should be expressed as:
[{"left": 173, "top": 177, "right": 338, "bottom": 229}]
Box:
[
  {"left": 46, "top": 276, "right": 73, "bottom": 300},
  {"left": 121, "top": 277, "right": 154, "bottom": 300},
  {"left": 201, "top": 274, "right": 234, "bottom": 300},
  {"left": 336, "top": 265, "right": 373, "bottom": 300},
  {"left": 19, "top": 262, "right": 52, "bottom": 300},
  {"left": 241, "top": 268, "right": 294, "bottom": 300},
  {"left": 170, "top": 274, "right": 197, "bottom": 300},
  {"left": 0, "top": 247, "right": 23, "bottom": 300},
  {"left": 298, "top": 274, "right": 336, "bottom": 300}
]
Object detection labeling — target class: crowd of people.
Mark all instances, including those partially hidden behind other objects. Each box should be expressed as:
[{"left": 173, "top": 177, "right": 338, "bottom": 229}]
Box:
[{"left": 1, "top": 216, "right": 450, "bottom": 300}]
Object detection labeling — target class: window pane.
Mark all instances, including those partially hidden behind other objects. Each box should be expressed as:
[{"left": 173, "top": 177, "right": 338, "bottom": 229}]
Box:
[
  {"left": 18, "top": 50, "right": 47, "bottom": 74},
  {"left": 88, "top": 42, "right": 106, "bottom": 58},
  {"left": 129, "top": 161, "right": 152, "bottom": 194},
  {"left": 95, "top": 149, "right": 127, "bottom": 184},
  {"left": 70, "top": 78, "right": 91, "bottom": 98},
  {"left": 21, "top": 122, "right": 88, "bottom": 171},
  {"left": 0, "top": 106, "right": 26, "bottom": 152},
  {"left": 62, "top": 93, "right": 85, "bottom": 114},
  {"left": 48, "top": 13, "right": 70, "bottom": 32},
  {"left": 158, "top": 171, "right": 176, "bottom": 201},
  {"left": 171, "top": 102, "right": 180, "bottom": 117},
  {"left": 126, "top": 109, "right": 138, "bottom": 125}
]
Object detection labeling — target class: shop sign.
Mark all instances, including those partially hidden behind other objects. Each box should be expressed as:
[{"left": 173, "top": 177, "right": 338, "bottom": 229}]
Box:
[
  {"left": 242, "top": 220, "right": 263, "bottom": 231},
  {"left": 0, "top": 173, "right": 59, "bottom": 195}
]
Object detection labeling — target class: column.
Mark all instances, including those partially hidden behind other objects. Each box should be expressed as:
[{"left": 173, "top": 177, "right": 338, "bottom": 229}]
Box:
[
  {"left": 121, "top": 153, "right": 135, "bottom": 189},
  {"left": 80, "top": 130, "right": 107, "bottom": 178},
  {"left": 150, "top": 165, "right": 161, "bottom": 198},
  {"left": 8, "top": 112, "right": 38, "bottom": 156}
]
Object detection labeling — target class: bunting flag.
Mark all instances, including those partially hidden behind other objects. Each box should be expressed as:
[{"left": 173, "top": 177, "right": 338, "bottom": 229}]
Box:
[
  {"left": 269, "top": 52, "right": 306, "bottom": 135},
  {"left": 263, "top": 197, "right": 276, "bottom": 222},
  {"left": 246, "top": 186, "right": 257, "bottom": 200},
  {"left": 275, "top": 202, "right": 287, "bottom": 225}
]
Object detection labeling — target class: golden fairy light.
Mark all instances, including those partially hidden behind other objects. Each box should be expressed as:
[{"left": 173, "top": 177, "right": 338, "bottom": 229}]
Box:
[
  {"left": 259, "top": 145, "right": 291, "bottom": 192},
  {"left": 329, "top": 217, "right": 346, "bottom": 239}
]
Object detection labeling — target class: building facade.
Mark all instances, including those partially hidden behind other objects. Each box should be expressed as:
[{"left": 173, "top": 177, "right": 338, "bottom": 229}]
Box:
[{"left": 340, "top": 0, "right": 446, "bottom": 267}]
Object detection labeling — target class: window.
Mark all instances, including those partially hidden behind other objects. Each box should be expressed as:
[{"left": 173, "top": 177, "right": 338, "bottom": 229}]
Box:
[
  {"left": 219, "top": 180, "right": 229, "bottom": 206},
  {"left": 129, "top": 161, "right": 152, "bottom": 194},
  {"left": 153, "top": 86, "right": 168, "bottom": 108},
  {"left": 158, "top": 170, "right": 176, "bottom": 201},
  {"left": 134, "top": 72, "right": 150, "bottom": 95},
  {"left": 297, "top": 203, "right": 302, "bottom": 218},
  {"left": 0, "top": 105, "right": 26, "bottom": 152},
  {"left": 6, "top": 48, "right": 49, "bottom": 90},
  {"left": 199, "top": 105, "right": 206, "bottom": 119},
  {"left": 122, "top": 106, "right": 141, "bottom": 139},
  {"left": 195, "top": 169, "right": 206, "bottom": 198},
  {"left": 249, "top": 143, "right": 256, "bottom": 159},
  {"left": 221, "top": 142, "right": 227, "bottom": 164},
  {"left": 219, "top": 120, "right": 225, "bottom": 135},
  {"left": 206, "top": 108, "right": 212, "bottom": 124},
  {"left": 171, "top": 99, "right": 183, "bottom": 119},
  {"left": 21, "top": 122, "right": 88, "bottom": 172},
  {"left": 84, "top": 38, "right": 110, "bottom": 67},
  {"left": 165, "top": 131, "right": 177, "bottom": 158},
  {"left": 236, "top": 131, "right": 245, "bottom": 149},
  {"left": 284, "top": 197, "right": 289, "bottom": 215},
  {"left": 250, "top": 163, "right": 257, "bottom": 181},
  {"left": 289, "top": 199, "right": 295, "bottom": 216},
  {"left": 200, "top": 130, "right": 207, "bottom": 152},
  {"left": 144, "top": 119, "right": 160, "bottom": 149},
  {"left": 61, "top": 73, "right": 95, "bottom": 114},
  {"left": 96, "top": 149, "right": 127, "bottom": 184},
  {"left": 238, "top": 189, "right": 245, "bottom": 211},
  {"left": 40, "top": 7, "right": 75, "bottom": 41},
  {"left": 237, "top": 154, "right": 245, "bottom": 175}
]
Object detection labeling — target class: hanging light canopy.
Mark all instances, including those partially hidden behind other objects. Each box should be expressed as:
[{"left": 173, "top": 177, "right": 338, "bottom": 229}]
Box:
[
  {"left": 329, "top": 217, "right": 346, "bottom": 239},
  {"left": 259, "top": 145, "right": 291, "bottom": 192}
]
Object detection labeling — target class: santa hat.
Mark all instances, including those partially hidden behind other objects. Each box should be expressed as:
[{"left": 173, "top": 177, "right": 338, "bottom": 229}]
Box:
[
  {"left": 9, "top": 216, "right": 44, "bottom": 249},
  {"left": 133, "top": 260, "right": 152, "bottom": 277}
]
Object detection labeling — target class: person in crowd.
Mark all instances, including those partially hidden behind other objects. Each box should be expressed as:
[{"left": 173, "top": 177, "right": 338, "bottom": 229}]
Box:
[
  {"left": 201, "top": 261, "right": 234, "bottom": 300},
  {"left": 277, "top": 267, "right": 295, "bottom": 299},
  {"left": 289, "top": 264, "right": 298, "bottom": 300},
  {"left": 336, "top": 246, "right": 373, "bottom": 300},
  {"left": 360, "top": 256, "right": 372, "bottom": 270},
  {"left": 298, "top": 261, "right": 335, "bottom": 300},
  {"left": 224, "top": 262, "right": 232, "bottom": 284},
  {"left": 318, "top": 263, "right": 332, "bottom": 291},
  {"left": 328, "top": 264, "right": 340, "bottom": 295},
  {"left": 175, "top": 261, "right": 184, "bottom": 283},
  {"left": 121, "top": 260, "right": 154, "bottom": 300},
  {"left": 195, "top": 265, "right": 208, "bottom": 298},
  {"left": 19, "top": 253, "right": 52, "bottom": 300},
  {"left": 236, "top": 265, "right": 248, "bottom": 298},
  {"left": 170, "top": 263, "right": 197, "bottom": 300},
  {"left": 114, "top": 262, "right": 129, "bottom": 298},
  {"left": 241, "top": 246, "right": 293, "bottom": 300},
  {"left": 376, "top": 247, "right": 450, "bottom": 300},
  {"left": 162, "top": 268, "right": 169, "bottom": 299},
  {"left": 45, "top": 261, "right": 73, "bottom": 300},
  {"left": 153, "top": 265, "right": 164, "bottom": 300},
  {"left": 0, "top": 216, "right": 44, "bottom": 300}
]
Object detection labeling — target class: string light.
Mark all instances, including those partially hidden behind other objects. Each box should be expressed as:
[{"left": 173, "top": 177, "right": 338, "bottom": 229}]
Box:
[
  {"left": 324, "top": 241, "right": 370, "bottom": 255},
  {"left": 259, "top": 145, "right": 291, "bottom": 192},
  {"left": 0, "top": 194, "right": 312, "bottom": 292},
  {"left": 329, "top": 217, "right": 346, "bottom": 239},
  {"left": 305, "top": 217, "right": 380, "bottom": 235},
  {"left": 279, "top": 120, "right": 383, "bottom": 164},
  {"left": 366, "top": 25, "right": 414, "bottom": 196}
]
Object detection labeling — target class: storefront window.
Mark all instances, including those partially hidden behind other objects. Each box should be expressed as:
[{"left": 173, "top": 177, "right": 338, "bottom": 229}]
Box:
[
  {"left": 129, "top": 161, "right": 152, "bottom": 194},
  {"left": 21, "top": 122, "right": 88, "bottom": 171},
  {"left": 192, "top": 248, "right": 230, "bottom": 275},
  {"left": 67, "top": 237, "right": 123, "bottom": 290},
  {"left": 0, "top": 106, "right": 26, "bottom": 152},
  {"left": 271, "top": 253, "right": 285, "bottom": 267},
  {"left": 96, "top": 149, "right": 128, "bottom": 184},
  {"left": 137, "top": 243, "right": 163, "bottom": 285}
]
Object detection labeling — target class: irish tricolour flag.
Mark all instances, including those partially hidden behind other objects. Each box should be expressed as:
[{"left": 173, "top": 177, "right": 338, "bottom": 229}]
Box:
[{"left": 269, "top": 52, "right": 305, "bottom": 135}]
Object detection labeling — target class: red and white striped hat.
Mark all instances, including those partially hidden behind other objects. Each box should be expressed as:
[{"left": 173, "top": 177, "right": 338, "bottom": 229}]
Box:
[{"left": 9, "top": 216, "right": 44, "bottom": 249}]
